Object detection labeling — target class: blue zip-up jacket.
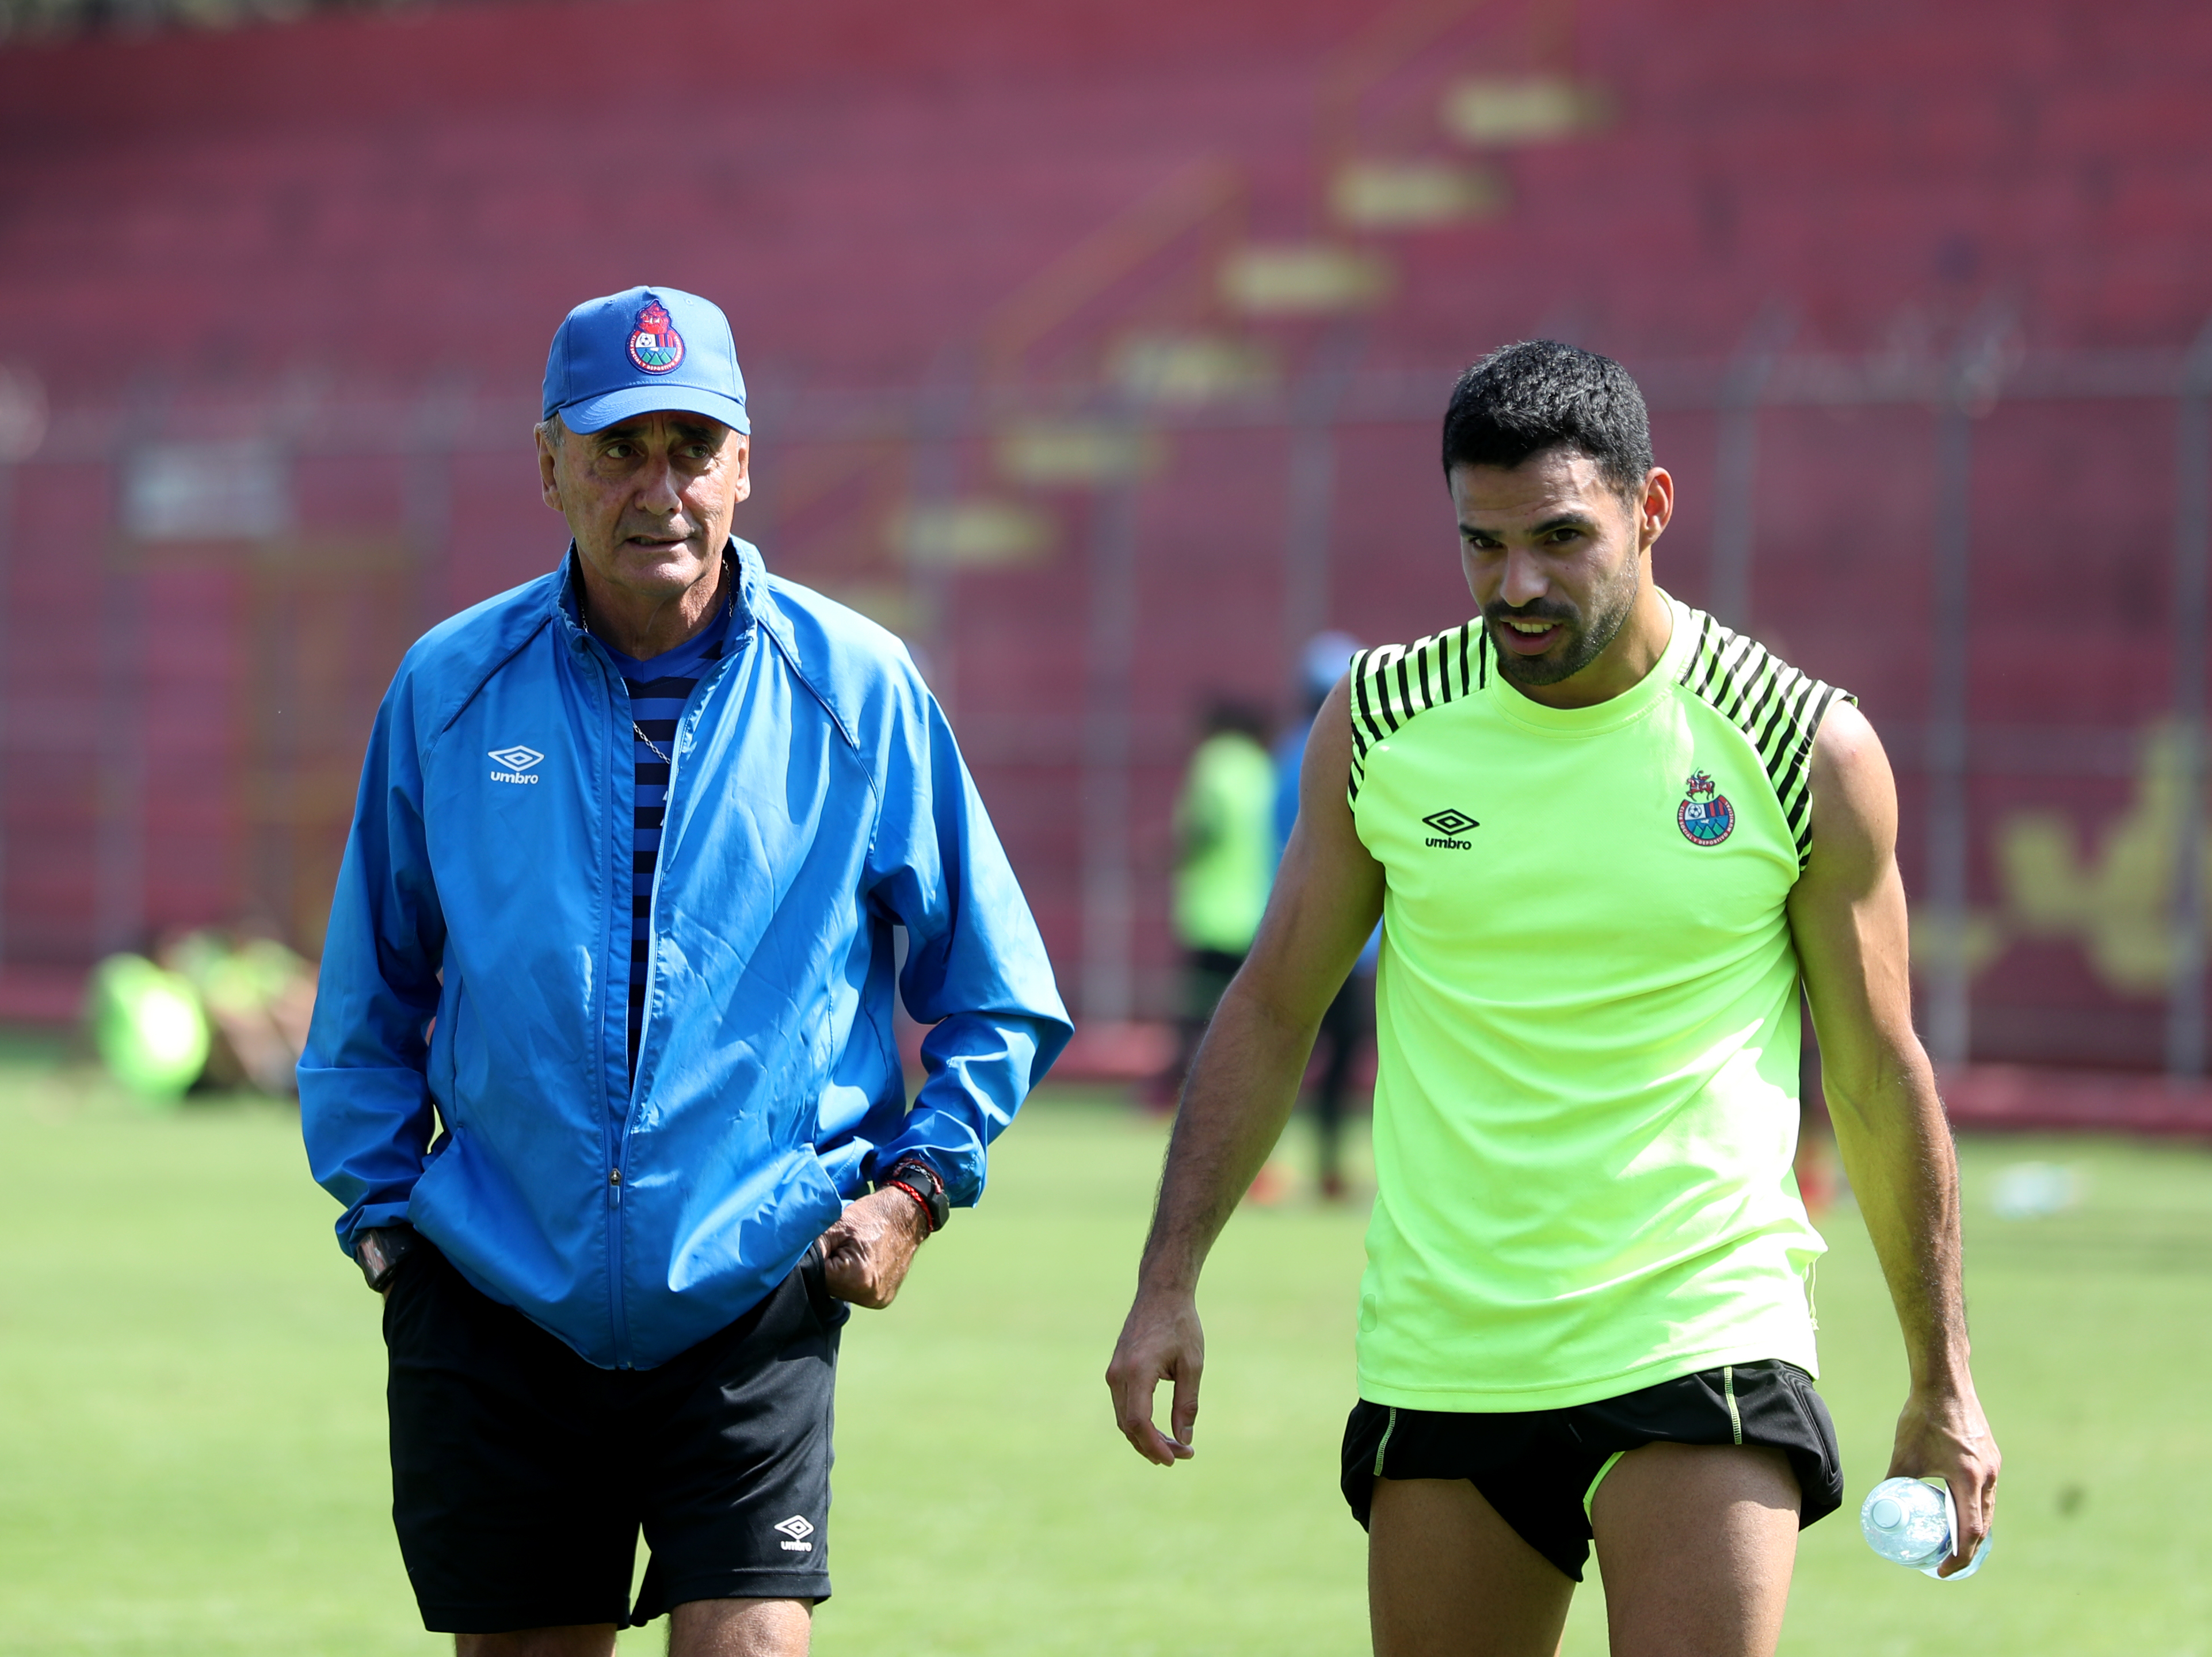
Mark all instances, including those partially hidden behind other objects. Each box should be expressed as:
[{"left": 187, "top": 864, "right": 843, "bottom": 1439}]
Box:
[{"left": 300, "top": 541, "right": 1071, "bottom": 1369}]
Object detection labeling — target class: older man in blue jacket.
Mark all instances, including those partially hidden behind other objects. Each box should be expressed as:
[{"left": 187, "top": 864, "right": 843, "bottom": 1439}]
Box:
[{"left": 300, "top": 286, "right": 1071, "bottom": 1657}]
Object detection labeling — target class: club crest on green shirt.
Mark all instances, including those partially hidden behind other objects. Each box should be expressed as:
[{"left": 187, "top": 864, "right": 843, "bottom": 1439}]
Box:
[{"left": 1677, "top": 771, "right": 1736, "bottom": 846}]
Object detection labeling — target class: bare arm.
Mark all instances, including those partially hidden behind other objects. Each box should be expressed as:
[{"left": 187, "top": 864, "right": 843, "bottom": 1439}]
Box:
[
  {"left": 1105, "top": 677, "right": 1385, "bottom": 1465},
  {"left": 1787, "top": 701, "right": 2000, "bottom": 1572}
]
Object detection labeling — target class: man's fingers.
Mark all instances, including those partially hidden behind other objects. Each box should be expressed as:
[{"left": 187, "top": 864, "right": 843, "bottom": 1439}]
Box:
[
  {"left": 1897, "top": 1459, "right": 1994, "bottom": 1574},
  {"left": 1118, "top": 1397, "right": 1175, "bottom": 1465},
  {"left": 1107, "top": 1368, "right": 1166, "bottom": 1464},
  {"left": 1169, "top": 1359, "right": 1201, "bottom": 1452},
  {"left": 1123, "top": 1403, "right": 1189, "bottom": 1465},
  {"left": 1104, "top": 1351, "right": 1161, "bottom": 1459},
  {"left": 1107, "top": 1366, "right": 1196, "bottom": 1466},
  {"left": 821, "top": 1244, "right": 863, "bottom": 1296},
  {"left": 1943, "top": 1471, "right": 1997, "bottom": 1573},
  {"left": 824, "top": 1249, "right": 891, "bottom": 1308},
  {"left": 819, "top": 1233, "right": 888, "bottom": 1307},
  {"left": 1107, "top": 1350, "right": 1194, "bottom": 1467},
  {"left": 1107, "top": 1295, "right": 1205, "bottom": 1467}
]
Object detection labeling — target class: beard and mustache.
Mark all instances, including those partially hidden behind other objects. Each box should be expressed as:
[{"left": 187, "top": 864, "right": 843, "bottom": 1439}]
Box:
[{"left": 1483, "top": 552, "right": 1643, "bottom": 689}]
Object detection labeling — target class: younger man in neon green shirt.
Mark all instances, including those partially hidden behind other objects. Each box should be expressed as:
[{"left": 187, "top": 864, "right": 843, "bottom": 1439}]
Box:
[{"left": 1107, "top": 342, "right": 1999, "bottom": 1656}]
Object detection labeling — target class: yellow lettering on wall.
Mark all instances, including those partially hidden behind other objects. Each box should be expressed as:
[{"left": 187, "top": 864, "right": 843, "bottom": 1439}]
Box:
[{"left": 1991, "top": 723, "right": 2210, "bottom": 997}]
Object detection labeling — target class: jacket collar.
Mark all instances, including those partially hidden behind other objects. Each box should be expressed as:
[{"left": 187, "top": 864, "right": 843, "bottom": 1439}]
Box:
[{"left": 551, "top": 538, "right": 772, "bottom": 655}]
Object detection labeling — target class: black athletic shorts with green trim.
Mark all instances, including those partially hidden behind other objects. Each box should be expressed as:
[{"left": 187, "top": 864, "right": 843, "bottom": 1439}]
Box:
[
  {"left": 383, "top": 1239, "right": 845, "bottom": 1633},
  {"left": 1340, "top": 1360, "right": 1843, "bottom": 1582}
]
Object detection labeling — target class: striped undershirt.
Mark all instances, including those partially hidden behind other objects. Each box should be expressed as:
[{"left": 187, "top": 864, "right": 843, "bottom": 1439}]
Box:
[{"left": 600, "top": 605, "right": 729, "bottom": 1071}]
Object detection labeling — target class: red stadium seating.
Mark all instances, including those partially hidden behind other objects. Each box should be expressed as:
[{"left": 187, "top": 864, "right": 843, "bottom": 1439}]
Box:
[{"left": 3, "top": 0, "right": 2210, "bottom": 1085}]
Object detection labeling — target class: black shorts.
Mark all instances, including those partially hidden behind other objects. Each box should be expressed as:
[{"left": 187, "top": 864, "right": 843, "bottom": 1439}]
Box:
[
  {"left": 1341, "top": 1360, "right": 1843, "bottom": 1582},
  {"left": 383, "top": 1239, "right": 845, "bottom": 1633}
]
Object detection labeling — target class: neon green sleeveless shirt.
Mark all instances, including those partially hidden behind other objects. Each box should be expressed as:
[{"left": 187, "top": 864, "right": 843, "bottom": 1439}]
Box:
[{"left": 1346, "top": 595, "right": 1846, "bottom": 1411}]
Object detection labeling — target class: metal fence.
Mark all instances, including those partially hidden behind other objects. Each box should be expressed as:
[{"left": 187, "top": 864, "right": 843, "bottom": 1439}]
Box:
[{"left": 3, "top": 323, "right": 2208, "bottom": 1070}]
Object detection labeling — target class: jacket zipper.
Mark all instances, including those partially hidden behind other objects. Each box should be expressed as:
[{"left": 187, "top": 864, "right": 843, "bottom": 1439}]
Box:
[
  {"left": 631, "top": 720, "right": 679, "bottom": 1129},
  {"left": 603, "top": 657, "right": 633, "bottom": 1369},
  {"left": 617, "top": 629, "right": 739, "bottom": 1365},
  {"left": 629, "top": 636, "right": 743, "bottom": 1085}
]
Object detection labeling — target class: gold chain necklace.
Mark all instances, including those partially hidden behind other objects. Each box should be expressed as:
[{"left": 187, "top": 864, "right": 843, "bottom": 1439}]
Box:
[{"left": 578, "top": 555, "right": 734, "bottom": 769}]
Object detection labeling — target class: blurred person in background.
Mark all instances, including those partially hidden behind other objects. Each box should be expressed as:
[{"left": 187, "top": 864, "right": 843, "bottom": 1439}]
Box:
[
  {"left": 300, "top": 286, "right": 1069, "bottom": 1657},
  {"left": 1149, "top": 697, "right": 1275, "bottom": 1109},
  {"left": 1275, "top": 631, "right": 1377, "bottom": 1200},
  {"left": 84, "top": 925, "right": 316, "bottom": 1102},
  {"left": 1109, "top": 342, "right": 1996, "bottom": 1656},
  {"left": 162, "top": 926, "right": 316, "bottom": 1094}
]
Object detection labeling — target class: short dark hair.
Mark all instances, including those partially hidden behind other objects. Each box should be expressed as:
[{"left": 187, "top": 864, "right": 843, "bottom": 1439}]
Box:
[{"left": 1440, "top": 340, "right": 1653, "bottom": 500}]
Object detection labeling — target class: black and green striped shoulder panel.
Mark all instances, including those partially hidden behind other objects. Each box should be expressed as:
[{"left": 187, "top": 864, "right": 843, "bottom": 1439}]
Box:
[
  {"left": 1345, "top": 619, "right": 1488, "bottom": 803},
  {"left": 1675, "top": 609, "right": 1853, "bottom": 870}
]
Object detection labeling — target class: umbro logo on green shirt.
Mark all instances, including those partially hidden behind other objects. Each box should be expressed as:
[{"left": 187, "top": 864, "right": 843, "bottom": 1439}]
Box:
[{"left": 1421, "top": 808, "right": 1479, "bottom": 849}]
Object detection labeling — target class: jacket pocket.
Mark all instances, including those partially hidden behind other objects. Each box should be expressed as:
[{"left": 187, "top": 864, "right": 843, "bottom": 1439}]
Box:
[{"left": 428, "top": 977, "right": 461, "bottom": 1115}]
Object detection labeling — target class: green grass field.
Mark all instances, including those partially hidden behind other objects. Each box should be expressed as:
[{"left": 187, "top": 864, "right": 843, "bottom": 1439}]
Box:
[{"left": 2, "top": 1042, "right": 2209, "bottom": 1655}]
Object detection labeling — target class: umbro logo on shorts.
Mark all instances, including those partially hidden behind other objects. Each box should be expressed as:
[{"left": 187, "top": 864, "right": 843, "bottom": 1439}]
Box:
[
  {"left": 1421, "top": 807, "right": 1478, "bottom": 850},
  {"left": 773, "top": 1514, "right": 815, "bottom": 1552},
  {"left": 488, "top": 744, "right": 545, "bottom": 785}
]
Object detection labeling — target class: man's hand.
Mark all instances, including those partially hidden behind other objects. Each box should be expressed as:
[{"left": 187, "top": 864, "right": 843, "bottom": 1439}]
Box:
[
  {"left": 1890, "top": 1379, "right": 2001, "bottom": 1575},
  {"left": 1106, "top": 1288, "right": 1204, "bottom": 1466},
  {"left": 816, "top": 1188, "right": 930, "bottom": 1309}
]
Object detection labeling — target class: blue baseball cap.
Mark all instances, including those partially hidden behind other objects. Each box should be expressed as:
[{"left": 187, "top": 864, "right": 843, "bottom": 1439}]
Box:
[{"left": 540, "top": 285, "right": 749, "bottom": 436}]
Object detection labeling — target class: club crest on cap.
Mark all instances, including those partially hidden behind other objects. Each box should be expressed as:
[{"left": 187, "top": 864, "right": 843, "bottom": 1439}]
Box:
[{"left": 627, "top": 298, "right": 685, "bottom": 375}]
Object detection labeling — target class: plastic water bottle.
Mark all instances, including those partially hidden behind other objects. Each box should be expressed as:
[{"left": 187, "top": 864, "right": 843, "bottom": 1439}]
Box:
[{"left": 1859, "top": 1476, "right": 1991, "bottom": 1579}]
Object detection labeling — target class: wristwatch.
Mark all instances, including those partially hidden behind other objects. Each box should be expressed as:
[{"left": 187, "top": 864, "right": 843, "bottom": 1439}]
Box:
[
  {"left": 355, "top": 1225, "right": 418, "bottom": 1293},
  {"left": 876, "top": 1157, "right": 949, "bottom": 1234}
]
